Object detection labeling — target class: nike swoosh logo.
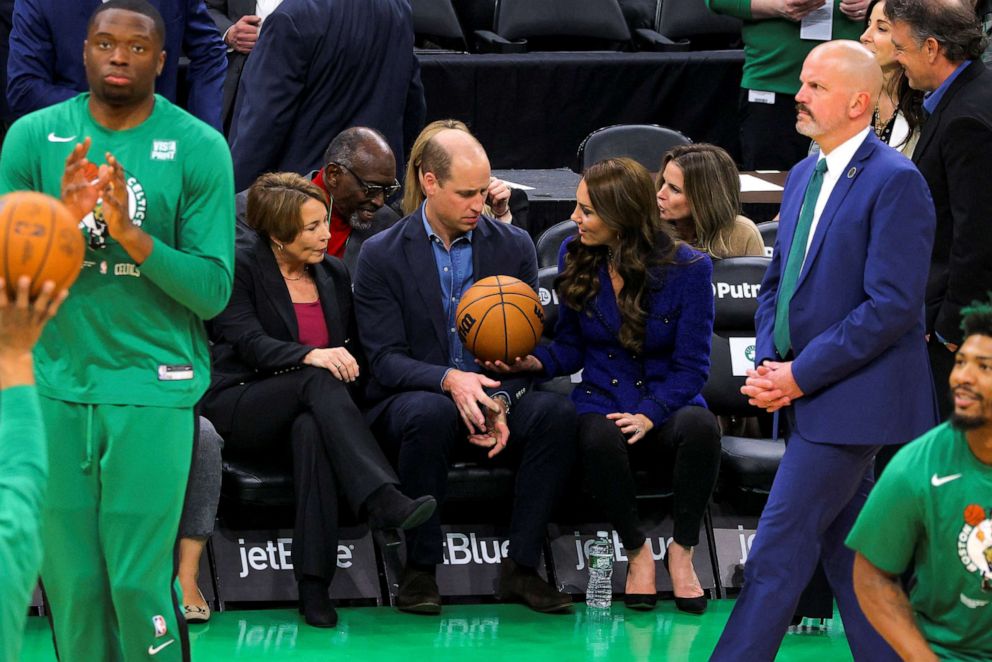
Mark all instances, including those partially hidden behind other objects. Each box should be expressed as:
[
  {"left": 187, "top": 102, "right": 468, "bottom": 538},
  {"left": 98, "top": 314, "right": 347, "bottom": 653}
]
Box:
[
  {"left": 47, "top": 132, "right": 77, "bottom": 142},
  {"left": 960, "top": 593, "right": 989, "bottom": 609},
  {"left": 931, "top": 473, "right": 963, "bottom": 487},
  {"left": 148, "top": 639, "right": 175, "bottom": 655}
]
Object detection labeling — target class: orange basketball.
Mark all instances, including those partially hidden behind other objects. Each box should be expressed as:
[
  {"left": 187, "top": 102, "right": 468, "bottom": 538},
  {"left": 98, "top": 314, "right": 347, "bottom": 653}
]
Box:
[
  {"left": 0, "top": 191, "right": 85, "bottom": 298},
  {"left": 456, "top": 275, "right": 545, "bottom": 363}
]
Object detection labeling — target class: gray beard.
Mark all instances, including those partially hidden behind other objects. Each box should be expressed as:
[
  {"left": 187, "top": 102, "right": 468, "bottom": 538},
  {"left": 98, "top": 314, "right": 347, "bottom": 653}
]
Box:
[{"left": 349, "top": 210, "right": 374, "bottom": 232}]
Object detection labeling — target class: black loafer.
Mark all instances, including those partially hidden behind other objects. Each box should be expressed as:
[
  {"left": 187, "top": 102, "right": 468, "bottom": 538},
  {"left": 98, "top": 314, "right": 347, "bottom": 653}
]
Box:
[
  {"left": 496, "top": 559, "right": 572, "bottom": 613},
  {"left": 396, "top": 566, "right": 442, "bottom": 615}
]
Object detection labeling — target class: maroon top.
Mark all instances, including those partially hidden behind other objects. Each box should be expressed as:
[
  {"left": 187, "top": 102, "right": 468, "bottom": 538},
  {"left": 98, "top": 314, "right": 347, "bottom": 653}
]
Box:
[{"left": 293, "top": 301, "right": 329, "bottom": 348}]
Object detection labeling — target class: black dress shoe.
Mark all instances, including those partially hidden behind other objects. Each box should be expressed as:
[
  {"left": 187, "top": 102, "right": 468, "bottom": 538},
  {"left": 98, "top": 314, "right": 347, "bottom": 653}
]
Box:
[
  {"left": 663, "top": 545, "right": 707, "bottom": 615},
  {"left": 496, "top": 559, "right": 572, "bottom": 613},
  {"left": 367, "top": 486, "right": 437, "bottom": 531},
  {"left": 298, "top": 576, "right": 338, "bottom": 628},
  {"left": 396, "top": 566, "right": 442, "bottom": 615}
]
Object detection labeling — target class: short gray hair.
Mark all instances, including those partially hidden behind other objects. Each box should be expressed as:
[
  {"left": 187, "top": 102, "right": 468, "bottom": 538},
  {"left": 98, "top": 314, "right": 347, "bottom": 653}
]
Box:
[{"left": 885, "top": 0, "right": 987, "bottom": 62}]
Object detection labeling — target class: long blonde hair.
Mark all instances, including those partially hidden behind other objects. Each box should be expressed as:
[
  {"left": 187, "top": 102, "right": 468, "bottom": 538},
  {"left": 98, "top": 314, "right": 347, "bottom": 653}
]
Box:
[{"left": 402, "top": 119, "right": 471, "bottom": 215}]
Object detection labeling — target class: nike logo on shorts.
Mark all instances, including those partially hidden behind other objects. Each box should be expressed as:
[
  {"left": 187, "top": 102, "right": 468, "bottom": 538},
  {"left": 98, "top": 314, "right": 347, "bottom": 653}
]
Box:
[
  {"left": 148, "top": 639, "right": 175, "bottom": 655},
  {"left": 47, "top": 132, "right": 76, "bottom": 142},
  {"left": 931, "top": 473, "right": 962, "bottom": 487}
]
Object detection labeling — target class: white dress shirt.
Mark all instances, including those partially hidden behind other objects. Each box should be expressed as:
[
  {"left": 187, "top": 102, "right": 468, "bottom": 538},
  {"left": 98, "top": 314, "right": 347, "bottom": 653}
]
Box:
[
  {"left": 256, "top": 0, "right": 283, "bottom": 22},
  {"left": 803, "top": 126, "right": 872, "bottom": 262}
]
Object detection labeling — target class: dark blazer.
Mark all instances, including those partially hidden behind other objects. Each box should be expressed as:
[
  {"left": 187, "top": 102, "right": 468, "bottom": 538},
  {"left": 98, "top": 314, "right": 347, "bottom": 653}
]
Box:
[
  {"left": 533, "top": 240, "right": 713, "bottom": 428},
  {"left": 756, "top": 131, "right": 938, "bottom": 446},
  {"left": 234, "top": 185, "right": 402, "bottom": 274},
  {"left": 353, "top": 211, "right": 538, "bottom": 420},
  {"left": 7, "top": 0, "right": 227, "bottom": 130},
  {"left": 204, "top": 0, "right": 255, "bottom": 132},
  {"left": 912, "top": 60, "right": 992, "bottom": 345},
  {"left": 228, "top": 0, "right": 426, "bottom": 190},
  {"left": 205, "top": 230, "right": 362, "bottom": 417}
]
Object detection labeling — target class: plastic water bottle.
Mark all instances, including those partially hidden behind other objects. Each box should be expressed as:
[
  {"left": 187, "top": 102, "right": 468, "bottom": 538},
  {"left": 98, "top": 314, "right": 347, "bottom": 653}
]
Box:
[{"left": 586, "top": 536, "right": 613, "bottom": 609}]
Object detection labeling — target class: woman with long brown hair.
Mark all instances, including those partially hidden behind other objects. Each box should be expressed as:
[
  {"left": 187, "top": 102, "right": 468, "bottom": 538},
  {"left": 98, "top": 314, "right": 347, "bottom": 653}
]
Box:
[{"left": 490, "top": 158, "right": 720, "bottom": 613}]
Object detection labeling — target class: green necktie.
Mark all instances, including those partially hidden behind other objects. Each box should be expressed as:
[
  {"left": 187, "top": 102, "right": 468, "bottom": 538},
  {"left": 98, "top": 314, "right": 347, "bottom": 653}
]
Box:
[{"left": 774, "top": 158, "right": 828, "bottom": 358}]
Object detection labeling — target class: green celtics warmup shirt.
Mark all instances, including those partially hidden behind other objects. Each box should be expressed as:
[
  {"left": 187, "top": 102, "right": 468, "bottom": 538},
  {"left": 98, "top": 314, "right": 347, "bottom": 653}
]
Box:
[
  {"left": 0, "top": 94, "right": 234, "bottom": 406},
  {"left": 847, "top": 423, "right": 992, "bottom": 660}
]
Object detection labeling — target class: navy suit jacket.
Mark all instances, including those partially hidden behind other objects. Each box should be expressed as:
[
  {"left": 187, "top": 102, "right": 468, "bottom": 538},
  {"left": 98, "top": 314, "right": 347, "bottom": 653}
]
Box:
[
  {"left": 353, "top": 211, "right": 538, "bottom": 420},
  {"left": 911, "top": 60, "right": 992, "bottom": 344},
  {"left": 755, "top": 131, "right": 938, "bottom": 446},
  {"left": 228, "top": 0, "right": 426, "bottom": 191},
  {"left": 6, "top": 0, "right": 226, "bottom": 130}
]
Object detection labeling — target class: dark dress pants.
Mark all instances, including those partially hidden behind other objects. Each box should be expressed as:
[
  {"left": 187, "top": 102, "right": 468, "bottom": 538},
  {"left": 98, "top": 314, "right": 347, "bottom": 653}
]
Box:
[
  {"left": 204, "top": 367, "right": 398, "bottom": 581},
  {"left": 577, "top": 406, "right": 721, "bottom": 550},
  {"left": 372, "top": 389, "right": 577, "bottom": 569},
  {"left": 928, "top": 336, "right": 955, "bottom": 422}
]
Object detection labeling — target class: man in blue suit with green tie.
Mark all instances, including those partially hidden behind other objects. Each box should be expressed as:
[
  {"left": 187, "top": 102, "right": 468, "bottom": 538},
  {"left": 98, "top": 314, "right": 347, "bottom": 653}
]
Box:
[{"left": 711, "top": 40, "right": 938, "bottom": 661}]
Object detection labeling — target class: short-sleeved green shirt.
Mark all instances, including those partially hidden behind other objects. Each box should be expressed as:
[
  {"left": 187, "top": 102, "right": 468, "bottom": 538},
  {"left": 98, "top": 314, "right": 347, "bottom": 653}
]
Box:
[{"left": 847, "top": 423, "right": 992, "bottom": 660}]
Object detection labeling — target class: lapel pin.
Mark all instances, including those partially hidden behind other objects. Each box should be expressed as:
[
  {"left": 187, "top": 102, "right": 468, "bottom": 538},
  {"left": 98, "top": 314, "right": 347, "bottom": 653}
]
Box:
[{"left": 847, "top": 167, "right": 857, "bottom": 179}]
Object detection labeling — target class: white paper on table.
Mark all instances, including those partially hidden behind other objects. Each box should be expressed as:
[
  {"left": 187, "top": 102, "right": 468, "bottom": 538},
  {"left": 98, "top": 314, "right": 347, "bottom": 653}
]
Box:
[
  {"left": 800, "top": 3, "right": 833, "bottom": 41},
  {"left": 739, "top": 173, "right": 784, "bottom": 193},
  {"left": 499, "top": 179, "right": 535, "bottom": 191}
]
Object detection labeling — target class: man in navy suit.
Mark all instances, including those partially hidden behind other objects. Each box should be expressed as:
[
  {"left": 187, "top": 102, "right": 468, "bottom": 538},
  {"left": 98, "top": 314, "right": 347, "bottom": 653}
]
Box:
[
  {"left": 711, "top": 41, "right": 938, "bottom": 661},
  {"left": 353, "top": 129, "right": 575, "bottom": 615},
  {"left": 885, "top": 0, "right": 992, "bottom": 421},
  {"left": 228, "top": 0, "right": 426, "bottom": 190}
]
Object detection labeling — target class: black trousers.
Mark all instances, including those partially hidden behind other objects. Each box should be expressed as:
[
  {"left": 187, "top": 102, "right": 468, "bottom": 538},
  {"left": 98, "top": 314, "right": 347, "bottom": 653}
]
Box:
[
  {"left": 577, "top": 406, "right": 721, "bottom": 549},
  {"left": 738, "top": 89, "right": 812, "bottom": 171},
  {"left": 928, "top": 336, "right": 955, "bottom": 422},
  {"left": 205, "top": 367, "right": 397, "bottom": 581},
  {"left": 372, "top": 389, "right": 576, "bottom": 568}
]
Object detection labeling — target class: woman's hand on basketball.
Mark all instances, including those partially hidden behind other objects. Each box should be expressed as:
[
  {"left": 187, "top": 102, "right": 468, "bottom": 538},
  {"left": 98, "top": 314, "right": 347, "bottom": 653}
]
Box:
[
  {"left": 607, "top": 412, "right": 653, "bottom": 444},
  {"left": 477, "top": 355, "right": 543, "bottom": 374},
  {"left": 61, "top": 138, "right": 111, "bottom": 220},
  {"left": 304, "top": 347, "right": 360, "bottom": 383},
  {"left": 0, "top": 276, "right": 69, "bottom": 356}
]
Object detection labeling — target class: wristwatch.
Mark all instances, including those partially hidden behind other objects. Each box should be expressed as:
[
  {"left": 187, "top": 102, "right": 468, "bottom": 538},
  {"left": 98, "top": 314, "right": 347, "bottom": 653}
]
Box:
[{"left": 492, "top": 392, "right": 511, "bottom": 416}]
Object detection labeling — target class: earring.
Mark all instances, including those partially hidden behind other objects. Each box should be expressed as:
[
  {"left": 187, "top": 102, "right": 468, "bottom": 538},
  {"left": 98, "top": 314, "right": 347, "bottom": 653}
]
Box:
[{"left": 275, "top": 242, "right": 284, "bottom": 251}]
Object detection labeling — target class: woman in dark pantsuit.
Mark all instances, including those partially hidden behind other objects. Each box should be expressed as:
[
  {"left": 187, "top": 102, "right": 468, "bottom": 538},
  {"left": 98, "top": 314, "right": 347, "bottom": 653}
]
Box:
[
  {"left": 487, "top": 158, "right": 720, "bottom": 613},
  {"left": 202, "top": 173, "right": 435, "bottom": 627}
]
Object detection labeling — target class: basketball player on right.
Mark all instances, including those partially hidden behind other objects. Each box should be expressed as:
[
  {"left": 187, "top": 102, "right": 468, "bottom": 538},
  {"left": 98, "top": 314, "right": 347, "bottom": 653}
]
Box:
[
  {"left": 353, "top": 128, "right": 577, "bottom": 615},
  {"left": 0, "top": 1, "right": 234, "bottom": 660}
]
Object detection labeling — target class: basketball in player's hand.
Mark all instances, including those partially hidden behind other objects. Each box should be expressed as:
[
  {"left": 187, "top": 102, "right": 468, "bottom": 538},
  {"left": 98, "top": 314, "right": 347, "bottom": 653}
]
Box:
[
  {"left": 0, "top": 191, "right": 85, "bottom": 298},
  {"left": 456, "top": 275, "right": 544, "bottom": 363}
]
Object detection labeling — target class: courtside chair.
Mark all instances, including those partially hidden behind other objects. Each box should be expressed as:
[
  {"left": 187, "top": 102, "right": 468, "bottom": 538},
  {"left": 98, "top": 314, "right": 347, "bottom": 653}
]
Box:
[
  {"left": 650, "top": 0, "right": 742, "bottom": 51},
  {"left": 412, "top": 0, "right": 468, "bottom": 51},
  {"left": 756, "top": 220, "right": 778, "bottom": 258},
  {"left": 701, "top": 257, "right": 785, "bottom": 497},
  {"left": 474, "top": 0, "right": 631, "bottom": 53},
  {"left": 577, "top": 123, "right": 691, "bottom": 173},
  {"left": 535, "top": 220, "right": 578, "bottom": 268}
]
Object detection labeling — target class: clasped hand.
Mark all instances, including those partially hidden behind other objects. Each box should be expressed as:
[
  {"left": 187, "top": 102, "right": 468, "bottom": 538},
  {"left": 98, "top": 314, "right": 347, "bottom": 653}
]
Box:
[
  {"left": 61, "top": 138, "right": 130, "bottom": 237},
  {"left": 443, "top": 369, "right": 509, "bottom": 458},
  {"left": 740, "top": 360, "right": 804, "bottom": 412},
  {"left": 304, "top": 347, "right": 360, "bottom": 383}
]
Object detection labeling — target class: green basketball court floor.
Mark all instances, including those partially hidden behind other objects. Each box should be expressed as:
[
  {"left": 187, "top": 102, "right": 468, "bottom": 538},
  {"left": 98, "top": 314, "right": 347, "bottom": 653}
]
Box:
[{"left": 20, "top": 599, "right": 853, "bottom": 660}]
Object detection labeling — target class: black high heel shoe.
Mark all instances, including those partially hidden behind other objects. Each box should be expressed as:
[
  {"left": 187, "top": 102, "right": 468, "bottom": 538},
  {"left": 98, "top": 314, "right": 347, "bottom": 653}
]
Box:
[
  {"left": 663, "top": 543, "right": 707, "bottom": 615},
  {"left": 623, "top": 553, "right": 658, "bottom": 611}
]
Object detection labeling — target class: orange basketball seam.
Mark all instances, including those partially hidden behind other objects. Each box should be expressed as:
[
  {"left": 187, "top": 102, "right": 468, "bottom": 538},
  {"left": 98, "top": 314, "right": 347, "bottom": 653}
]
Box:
[{"left": 28, "top": 200, "right": 58, "bottom": 292}]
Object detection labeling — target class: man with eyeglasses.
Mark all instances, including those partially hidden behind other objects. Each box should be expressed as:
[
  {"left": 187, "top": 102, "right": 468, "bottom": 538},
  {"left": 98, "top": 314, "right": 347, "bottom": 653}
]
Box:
[{"left": 236, "top": 127, "right": 402, "bottom": 273}]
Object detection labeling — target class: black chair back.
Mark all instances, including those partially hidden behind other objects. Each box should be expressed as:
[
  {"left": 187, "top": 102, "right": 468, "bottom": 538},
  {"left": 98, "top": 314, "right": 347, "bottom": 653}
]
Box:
[
  {"left": 496, "top": 0, "right": 630, "bottom": 44},
  {"left": 658, "top": 0, "right": 741, "bottom": 42},
  {"left": 757, "top": 220, "right": 777, "bottom": 258},
  {"left": 578, "top": 123, "right": 691, "bottom": 172},
  {"left": 412, "top": 0, "right": 467, "bottom": 49},
  {"left": 537, "top": 266, "right": 560, "bottom": 338},
  {"left": 535, "top": 219, "right": 577, "bottom": 268}
]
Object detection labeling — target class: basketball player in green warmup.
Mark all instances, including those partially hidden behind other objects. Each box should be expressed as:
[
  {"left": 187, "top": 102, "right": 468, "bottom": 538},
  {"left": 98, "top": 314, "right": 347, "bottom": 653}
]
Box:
[
  {"left": 0, "top": 276, "right": 66, "bottom": 662},
  {"left": 0, "top": 1, "right": 234, "bottom": 660}
]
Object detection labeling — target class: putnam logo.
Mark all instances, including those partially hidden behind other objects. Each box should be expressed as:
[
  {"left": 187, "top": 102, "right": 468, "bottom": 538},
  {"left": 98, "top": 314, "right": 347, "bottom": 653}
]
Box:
[
  {"left": 712, "top": 282, "right": 761, "bottom": 299},
  {"left": 957, "top": 504, "right": 992, "bottom": 597}
]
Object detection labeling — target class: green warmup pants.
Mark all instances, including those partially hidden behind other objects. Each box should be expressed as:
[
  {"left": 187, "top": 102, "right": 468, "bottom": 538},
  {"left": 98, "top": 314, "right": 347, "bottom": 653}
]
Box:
[{"left": 39, "top": 397, "right": 194, "bottom": 662}]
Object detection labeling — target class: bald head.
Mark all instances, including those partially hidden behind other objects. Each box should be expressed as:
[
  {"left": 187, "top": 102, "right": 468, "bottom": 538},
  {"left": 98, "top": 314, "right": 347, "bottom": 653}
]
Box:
[
  {"left": 421, "top": 128, "right": 489, "bottom": 185},
  {"left": 796, "top": 40, "right": 883, "bottom": 153}
]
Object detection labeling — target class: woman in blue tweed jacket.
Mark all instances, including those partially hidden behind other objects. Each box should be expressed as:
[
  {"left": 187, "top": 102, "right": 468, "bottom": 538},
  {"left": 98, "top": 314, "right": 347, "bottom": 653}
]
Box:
[{"left": 489, "top": 158, "right": 720, "bottom": 613}]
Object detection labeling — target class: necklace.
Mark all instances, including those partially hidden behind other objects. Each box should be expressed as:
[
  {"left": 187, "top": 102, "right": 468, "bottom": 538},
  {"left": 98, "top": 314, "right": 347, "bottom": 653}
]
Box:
[{"left": 282, "top": 268, "right": 308, "bottom": 281}]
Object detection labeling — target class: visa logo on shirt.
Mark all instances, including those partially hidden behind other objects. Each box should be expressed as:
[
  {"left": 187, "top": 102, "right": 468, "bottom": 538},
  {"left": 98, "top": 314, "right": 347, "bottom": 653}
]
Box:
[{"left": 151, "top": 140, "right": 176, "bottom": 161}]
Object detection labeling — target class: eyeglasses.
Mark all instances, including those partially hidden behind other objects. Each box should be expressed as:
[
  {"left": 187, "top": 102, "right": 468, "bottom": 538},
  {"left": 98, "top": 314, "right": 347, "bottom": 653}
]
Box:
[{"left": 330, "top": 162, "right": 401, "bottom": 200}]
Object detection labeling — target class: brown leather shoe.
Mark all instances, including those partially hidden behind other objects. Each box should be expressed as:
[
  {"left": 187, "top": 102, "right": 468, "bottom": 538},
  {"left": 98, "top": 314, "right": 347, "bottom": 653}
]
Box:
[
  {"left": 496, "top": 559, "right": 572, "bottom": 613},
  {"left": 396, "top": 566, "right": 442, "bottom": 615}
]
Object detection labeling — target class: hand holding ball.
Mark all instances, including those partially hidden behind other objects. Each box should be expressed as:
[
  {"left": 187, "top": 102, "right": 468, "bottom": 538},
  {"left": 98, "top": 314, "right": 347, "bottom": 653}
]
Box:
[
  {"left": 0, "top": 191, "right": 85, "bottom": 298},
  {"left": 456, "top": 276, "right": 544, "bottom": 363}
]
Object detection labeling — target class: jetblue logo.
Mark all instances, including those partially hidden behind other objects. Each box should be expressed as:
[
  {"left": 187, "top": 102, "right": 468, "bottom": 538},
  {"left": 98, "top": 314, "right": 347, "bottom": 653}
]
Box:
[
  {"left": 442, "top": 532, "right": 509, "bottom": 565},
  {"left": 237, "top": 537, "right": 353, "bottom": 577},
  {"left": 712, "top": 282, "right": 761, "bottom": 299}
]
